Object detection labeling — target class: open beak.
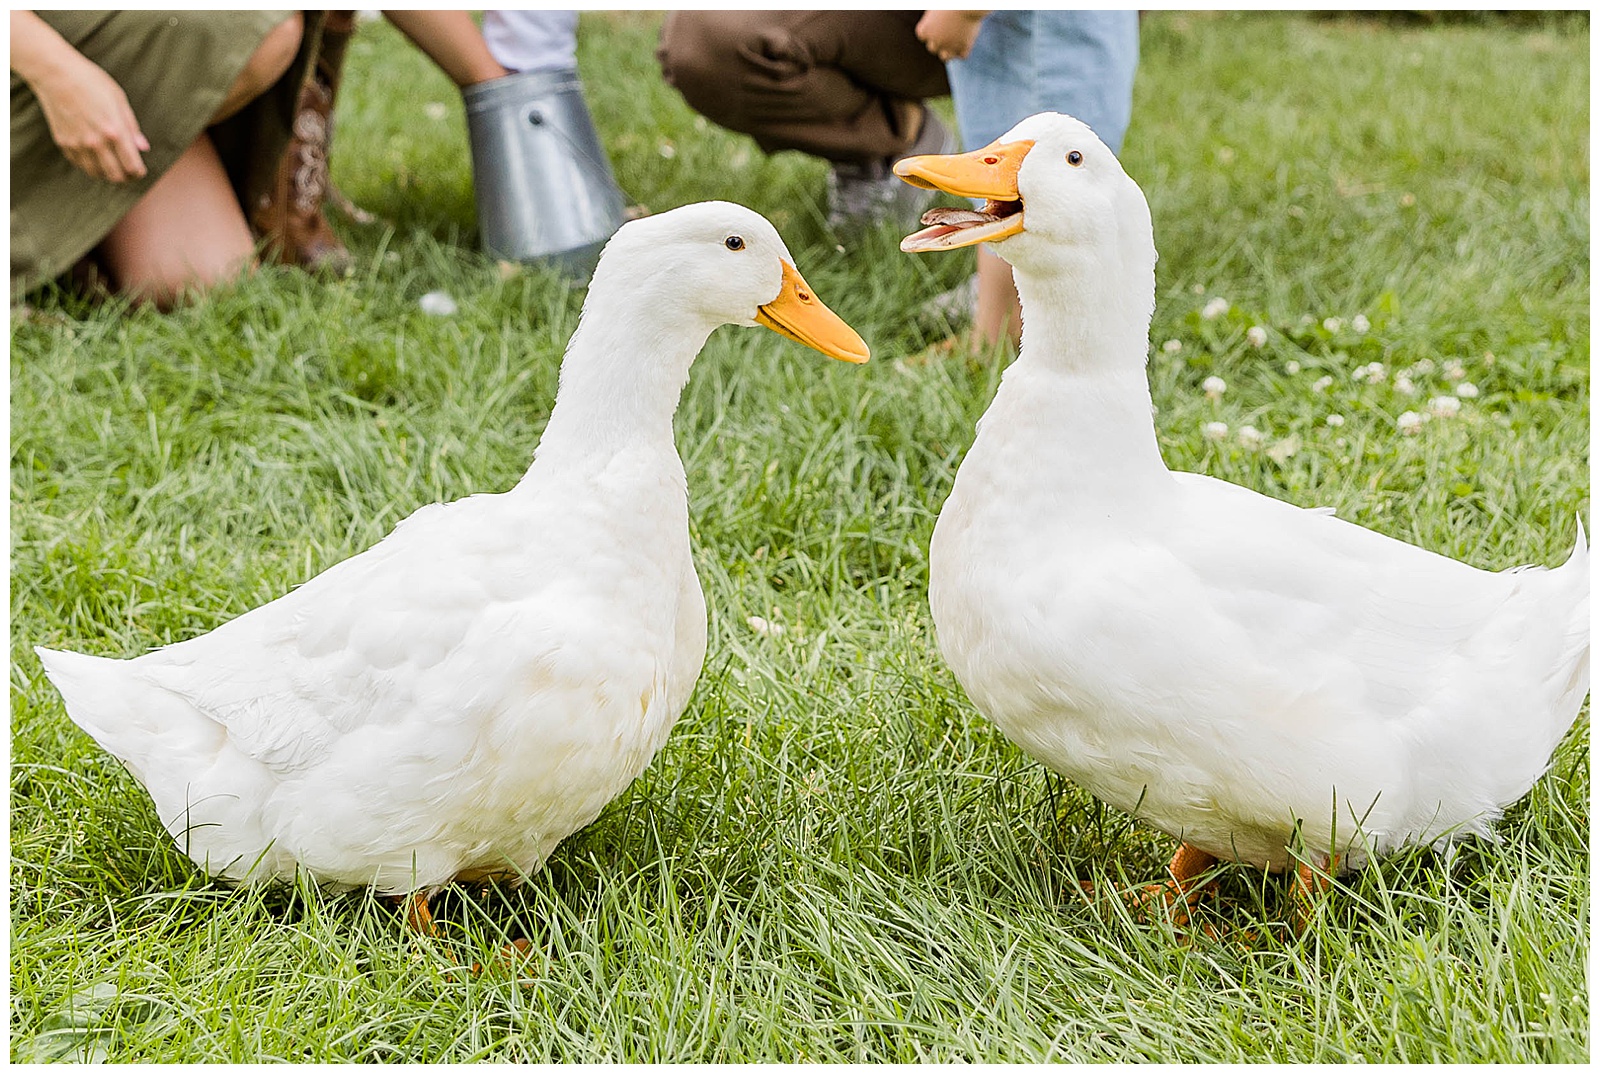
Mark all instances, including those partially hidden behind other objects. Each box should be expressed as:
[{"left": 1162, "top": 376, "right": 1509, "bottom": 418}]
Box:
[
  {"left": 755, "top": 260, "right": 870, "bottom": 364},
  {"left": 894, "top": 139, "right": 1035, "bottom": 253}
]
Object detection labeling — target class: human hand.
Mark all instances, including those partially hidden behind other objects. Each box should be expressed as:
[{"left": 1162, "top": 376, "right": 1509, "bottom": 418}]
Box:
[
  {"left": 30, "top": 52, "right": 150, "bottom": 183},
  {"left": 915, "top": 10, "right": 987, "bottom": 63}
]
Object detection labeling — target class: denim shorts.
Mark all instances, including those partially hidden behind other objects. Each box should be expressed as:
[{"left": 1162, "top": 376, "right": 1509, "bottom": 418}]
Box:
[{"left": 947, "top": 10, "right": 1140, "bottom": 155}]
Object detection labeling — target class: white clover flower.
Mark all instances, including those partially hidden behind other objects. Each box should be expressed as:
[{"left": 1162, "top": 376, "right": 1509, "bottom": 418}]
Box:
[
  {"left": 746, "top": 615, "right": 784, "bottom": 637},
  {"left": 1408, "top": 357, "right": 1436, "bottom": 376},
  {"left": 1351, "top": 314, "right": 1370, "bottom": 333},
  {"left": 1202, "top": 375, "right": 1227, "bottom": 398},
  {"left": 658, "top": 141, "right": 678, "bottom": 159},
  {"left": 1427, "top": 395, "right": 1461, "bottom": 418},
  {"left": 424, "top": 101, "right": 450, "bottom": 121},
  {"left": 1443, "top": 358, "right": 1466, "bottom": 380},
  {"left": 1354, "top": 361, "right": 1386, "bottom": 384},
  {"left": 1397, "top": 411, "right": 1423, "bottom": 434},
  {"left": 1246, "top": 325, "right": 1268, "bottom": 348},
  {"left": 1455, "top": 382, "right": 1479, "bottom": 398},
  {"left": 1285, "top": 359, "right": 1301, "bottom": 374},
  {"left": 1311, "top": 375, "right": 1334, "bottom": 393},
  {"left": 1162, "top": 338, "right": 1183, "bottom": 354},
  {"left": 1237, "top": 425, "right": 1264, "bottom": 448},
  {"left": 418, "top": 291, "right": 458, "bottom": 316},
  {"left": 1191, "top": 283, "right": 1206, "bottom": 295},
  {"left": 1201, "top": 297, "right": 1230, "bottom": 320},
  {"left": 1325, "top": 413, "right": 1346, "bottom": 427},
  {"left": 1202, "top": 421, "right": 1229, "bottom": 441},
  {"left": 1393, "top": 375, "right": 1416, "bottom": 396},
  {"left": 1299, "top": 314, "right": 1315, "bottom": 327},
  {"left": 1323, "top": 317, "right": 1343, "bottom": 333},
  {"left": 1267, "top": 434, "right": 1299, "bottom": 463}
]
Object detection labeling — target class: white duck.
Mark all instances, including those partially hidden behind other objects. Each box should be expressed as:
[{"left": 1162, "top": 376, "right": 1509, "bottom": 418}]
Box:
[
  {"left": 896, "top": 113, "right": 1589, "bottom": 912},
  {"left": 36, "top": 201, "right": 868, "bottom": 929}
]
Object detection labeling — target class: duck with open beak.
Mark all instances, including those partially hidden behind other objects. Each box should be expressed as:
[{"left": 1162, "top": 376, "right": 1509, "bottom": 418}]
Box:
[{"left": 894, "top": 139, "right": 1036, "bottom": 253}]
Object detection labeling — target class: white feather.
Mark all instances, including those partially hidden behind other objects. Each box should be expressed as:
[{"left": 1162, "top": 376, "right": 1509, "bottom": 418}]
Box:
[
  {"left": 927, "top": 113, "right": 1590, "bottom": 872},
  {"left": 37, "top": 202, "right": 819, "bottom": 894}
]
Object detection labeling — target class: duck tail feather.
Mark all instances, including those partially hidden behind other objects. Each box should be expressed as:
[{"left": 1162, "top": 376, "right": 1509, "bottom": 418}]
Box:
[{"left": 34, "top": 646, "right": 130, "bottom": 743}]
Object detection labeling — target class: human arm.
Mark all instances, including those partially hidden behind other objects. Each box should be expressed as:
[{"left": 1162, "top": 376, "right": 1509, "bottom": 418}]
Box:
[
  {"left": 915, "top": 10, "right": 988, "bottom": 63},
  {"left": 382, "top": 10, "right": 509, "bottom": 87},
  {"left": 10, "top": 10, "right": 149, "bottom": 182}
]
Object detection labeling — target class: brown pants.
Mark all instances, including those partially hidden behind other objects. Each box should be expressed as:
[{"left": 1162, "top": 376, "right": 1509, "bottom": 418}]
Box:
[{"left": 657, "top": 10, "right": 949, "bottom": 165}]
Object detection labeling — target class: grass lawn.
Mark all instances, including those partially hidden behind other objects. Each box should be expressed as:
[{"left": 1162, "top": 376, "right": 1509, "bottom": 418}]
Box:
[{"left": 10, "top": 10, "right": 1589, "bottom": 1062}]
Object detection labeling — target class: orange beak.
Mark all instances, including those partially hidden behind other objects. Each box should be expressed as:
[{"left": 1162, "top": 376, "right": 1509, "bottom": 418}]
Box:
[
  {"left": 754, "top": 260, "right": 870, "bottom": 364},
  {"left": 894, "top": 139, "right": 1035, "bottom": 252}
]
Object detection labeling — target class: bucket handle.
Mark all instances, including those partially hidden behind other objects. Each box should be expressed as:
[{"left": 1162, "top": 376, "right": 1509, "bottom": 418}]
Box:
[{"left": 522, "top": 105, "right": 629, "bottom": 210}]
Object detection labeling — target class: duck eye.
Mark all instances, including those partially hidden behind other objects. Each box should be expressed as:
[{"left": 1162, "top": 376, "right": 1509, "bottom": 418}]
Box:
[
  {"left": 1067, "top": 151, "right": 1084, "bottom": 166},
  {"left": 724, "top": 235, "right": 745, "bottom": 251}
]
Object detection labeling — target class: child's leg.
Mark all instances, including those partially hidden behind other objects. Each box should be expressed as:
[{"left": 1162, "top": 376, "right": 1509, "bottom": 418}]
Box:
[
  {"left": 972, "top": 248, "right": 1022, "bottom": 349},
  {"left": 946, "top": 10, "right": 1031, "bottom": 154},
  {"left": 948, "top": 12, "right": 1141, "bottom": 348},
  {"left": 1029, "top": 11, "right": 1140, "bottom": 154}
]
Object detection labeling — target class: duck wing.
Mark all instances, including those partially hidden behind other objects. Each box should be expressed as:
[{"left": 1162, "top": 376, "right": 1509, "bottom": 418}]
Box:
[
  {"left": 1165, "top": 472, "right": 1587, "bottom": 834},
  {"left": 131, "top": 496, "right": 533, "bottom": 777},
  {"left": 1169, "top": 472, "right": 1510, "bottom": 720}
]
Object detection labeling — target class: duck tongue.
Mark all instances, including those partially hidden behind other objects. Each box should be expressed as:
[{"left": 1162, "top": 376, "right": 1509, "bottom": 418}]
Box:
[
  {"left": 901, "top": 205, "right": 1012, "bottom": 253},
  {"left": 920, "top": 206, "right": 1000, "bottom": 227}
]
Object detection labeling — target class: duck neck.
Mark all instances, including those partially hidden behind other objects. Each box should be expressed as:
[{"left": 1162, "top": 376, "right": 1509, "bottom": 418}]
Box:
[
  {"left": 528, "top": 284, "right": 712, "bottom": 472},
  {"left": 1001, "top": 261, "right": 1169, "bottom": 483}
]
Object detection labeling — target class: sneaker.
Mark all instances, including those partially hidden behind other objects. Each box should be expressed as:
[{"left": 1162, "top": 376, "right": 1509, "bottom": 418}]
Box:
[
  {"left": 826, "top": 108, "right": 957, "bottom": 232},
  {"left": 918, "top": 272, "right": 979, "bottom": 328}
]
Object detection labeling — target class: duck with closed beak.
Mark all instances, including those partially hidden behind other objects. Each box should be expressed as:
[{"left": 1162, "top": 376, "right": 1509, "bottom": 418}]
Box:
[{"left": 37, "top": 200, "right": 869, "bottom": 933}]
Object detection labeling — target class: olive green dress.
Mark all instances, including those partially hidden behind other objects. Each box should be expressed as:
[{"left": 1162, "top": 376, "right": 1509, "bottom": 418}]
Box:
[{"left": 10, "top": 10, "right": 323, "bottom": 295}]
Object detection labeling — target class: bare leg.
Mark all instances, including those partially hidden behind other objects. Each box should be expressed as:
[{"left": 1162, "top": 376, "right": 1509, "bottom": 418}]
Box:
[
  {"left": 974, "top": 247, "right": 1023, "bottom": 349},
  {"left": 87, "top": 14, "right": 306, "bottom": 305},
  {"left": 383, "top": 10, "right": 509, "bottom": 87},
  {"left": 96, "top": 134, "right": 255, "bottom": 308},
  {"left": 212, "top": 12, "right": 304, "bottom": 123}
]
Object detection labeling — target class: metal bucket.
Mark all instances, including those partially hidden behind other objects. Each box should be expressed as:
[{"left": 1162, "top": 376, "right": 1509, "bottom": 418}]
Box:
[{"left": 463, "top": 68, "right": 626, "bottom": 278}]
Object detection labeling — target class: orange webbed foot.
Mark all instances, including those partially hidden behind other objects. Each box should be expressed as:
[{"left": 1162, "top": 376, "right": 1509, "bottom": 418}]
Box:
[
  {"left": 398, "top": 890, "right": 442, "bottom": 937},
  {"left": 1081, "top": 842, "right": 1221, "bottom": 929},
  {"left": 1290, "top": 853, "right": 1341, "bottom": 933},
  {"left": 468, "top": 937, "right": 535, "bottom": 978}
]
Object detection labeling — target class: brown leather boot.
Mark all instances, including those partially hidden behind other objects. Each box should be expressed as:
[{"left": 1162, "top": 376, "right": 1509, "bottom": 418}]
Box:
[{"left": 255, "top": 10, "right": 356, "bottom": 274}]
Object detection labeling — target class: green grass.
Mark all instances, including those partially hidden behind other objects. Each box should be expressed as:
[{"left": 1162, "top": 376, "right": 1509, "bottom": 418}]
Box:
[{"left": 10, "top": 11, "right": 1589, "bottom": 1062}]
